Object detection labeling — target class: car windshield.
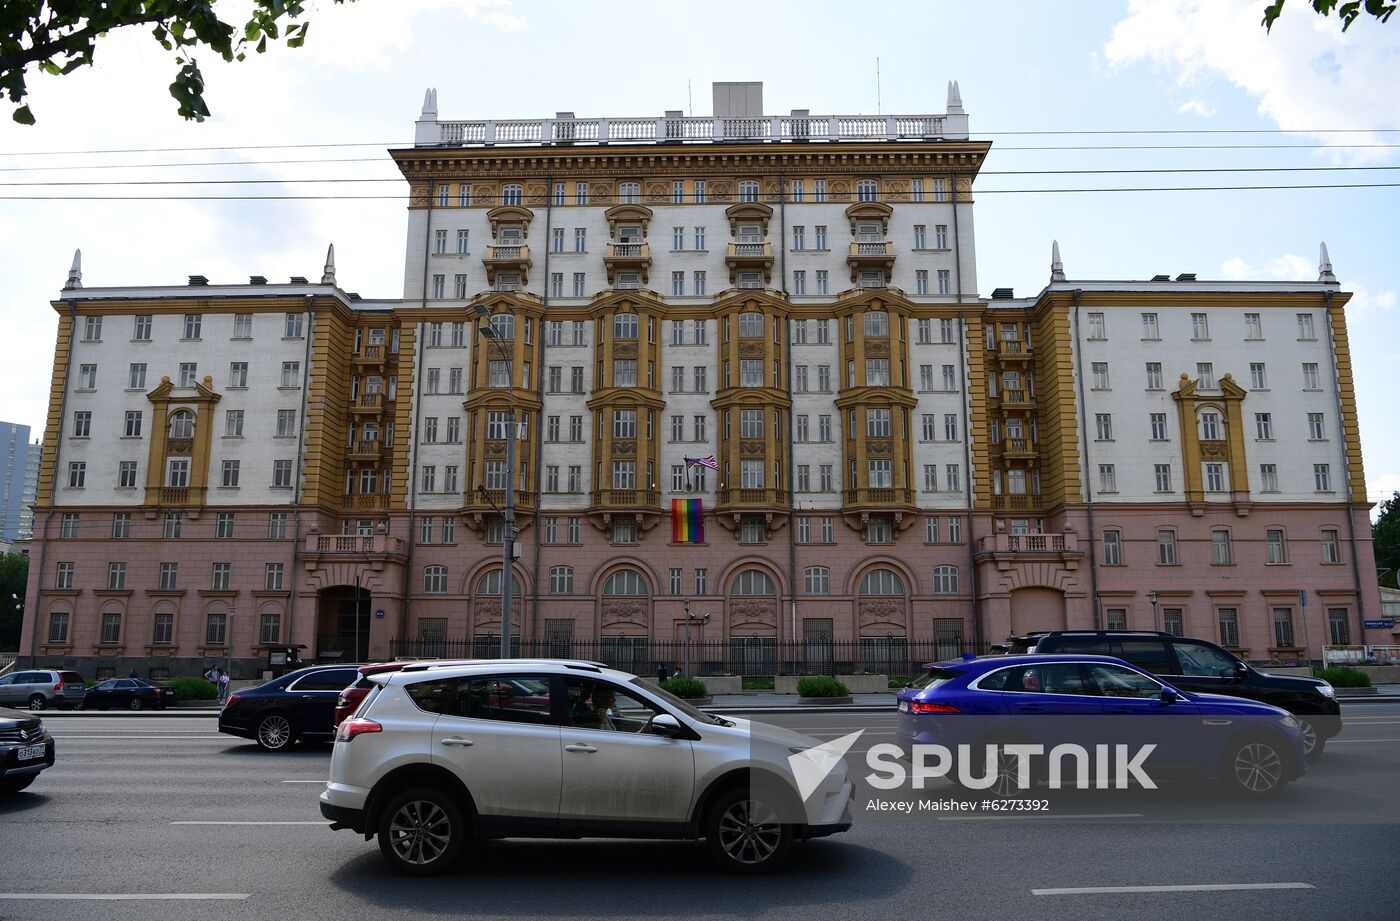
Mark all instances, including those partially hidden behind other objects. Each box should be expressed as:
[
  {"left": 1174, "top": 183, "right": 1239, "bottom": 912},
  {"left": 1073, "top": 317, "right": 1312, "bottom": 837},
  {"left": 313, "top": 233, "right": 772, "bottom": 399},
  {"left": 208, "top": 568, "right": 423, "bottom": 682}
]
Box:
[{"left": 630, "top": 678, "right": 728, "bottom": 726}]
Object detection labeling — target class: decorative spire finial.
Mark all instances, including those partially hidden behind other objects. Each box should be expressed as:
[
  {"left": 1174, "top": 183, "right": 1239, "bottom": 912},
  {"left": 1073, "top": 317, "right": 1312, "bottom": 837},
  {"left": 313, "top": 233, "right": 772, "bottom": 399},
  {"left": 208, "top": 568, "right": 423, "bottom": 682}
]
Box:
[
  {"left": 64, "top": 249, "right": 82, "bottom": 290},
  {"left": 1051, "top": 240, "right": 1065, "bottom": 282},
  {"left": 1318, "top": 241, "right": 1336, "bottom": 282},
  {"left": 946, "top": 80, "right": 964, "bottom": 114},
  {"left": 321, "top": 243, "right": 336, "bottom": 285},
  {"left": 421, "top": 88, "right": 437, "bottom": 118}
]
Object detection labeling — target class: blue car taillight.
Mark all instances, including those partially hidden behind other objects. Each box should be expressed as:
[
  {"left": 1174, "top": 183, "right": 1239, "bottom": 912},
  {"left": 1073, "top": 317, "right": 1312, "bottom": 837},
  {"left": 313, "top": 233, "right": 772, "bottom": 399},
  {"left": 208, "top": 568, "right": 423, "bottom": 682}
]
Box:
[{"left": 911, "top": 701, "right": 960, "bottom": 714}]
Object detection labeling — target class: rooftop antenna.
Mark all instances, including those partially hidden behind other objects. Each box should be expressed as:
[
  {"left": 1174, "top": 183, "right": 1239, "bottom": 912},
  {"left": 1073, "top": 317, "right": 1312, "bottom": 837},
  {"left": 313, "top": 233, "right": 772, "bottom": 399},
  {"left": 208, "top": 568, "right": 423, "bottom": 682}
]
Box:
[{"left": 876, "top": 58, "right": 882, "bottom": 114}]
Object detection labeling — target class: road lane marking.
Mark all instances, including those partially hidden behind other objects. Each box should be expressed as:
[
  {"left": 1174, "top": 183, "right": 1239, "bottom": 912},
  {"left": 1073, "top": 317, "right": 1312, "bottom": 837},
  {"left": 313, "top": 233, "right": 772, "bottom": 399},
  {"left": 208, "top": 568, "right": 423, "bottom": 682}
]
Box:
[
  {"left": 1032, "top": 882, "right": 1314, "bottom": 896},
  {"left": 0, "top": 894, "right": 250, "bottom": 901},
  {"left": 1325, "top": 738, "right": 1400, "bottom": 743},
  {"left": 170, "top": 821, "right": 328, "bottom": 826},
  {"left": 938, "top": 812, "right": 1143, "bottom": 822},
  {"left": 280, "top": 780, "right": 326, "bottom": 784}
]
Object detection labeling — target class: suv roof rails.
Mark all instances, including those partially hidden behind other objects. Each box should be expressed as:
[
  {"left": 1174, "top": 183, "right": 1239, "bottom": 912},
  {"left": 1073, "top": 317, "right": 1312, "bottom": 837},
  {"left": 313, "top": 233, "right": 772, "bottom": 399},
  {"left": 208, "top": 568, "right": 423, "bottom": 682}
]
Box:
[{"left": 399, "top": 658, "right": 606, "bottom": 674}]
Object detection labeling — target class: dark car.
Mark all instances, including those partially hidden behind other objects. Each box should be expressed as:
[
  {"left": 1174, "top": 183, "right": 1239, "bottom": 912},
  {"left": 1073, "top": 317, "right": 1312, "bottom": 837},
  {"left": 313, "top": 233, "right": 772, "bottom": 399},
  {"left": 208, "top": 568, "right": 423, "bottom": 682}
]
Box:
[
  {"left": 334, "top": 663, "right": 412, "bottom": 730},
  {"left": 1009, "top": 631, "right": 1342, "bottom": 760},
  {"left": 81, "top": 678, "right": 179, "bottom": 711},
  {"left": 896, "top": 654, "right": 1308, "bottom": 796},
  {"left": 0, "top": 706, "right": 55, "bottom": 793},
  {"left": 219, "top": 665, "right": 362, "bottom": 751}
]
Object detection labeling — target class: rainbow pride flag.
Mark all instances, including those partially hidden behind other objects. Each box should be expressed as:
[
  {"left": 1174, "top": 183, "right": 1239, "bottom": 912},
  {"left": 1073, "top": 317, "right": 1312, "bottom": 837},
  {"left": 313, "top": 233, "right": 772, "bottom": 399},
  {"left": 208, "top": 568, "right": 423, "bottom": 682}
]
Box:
[{"left": 672, "top": 498, "right": 704, "bottom": 544}]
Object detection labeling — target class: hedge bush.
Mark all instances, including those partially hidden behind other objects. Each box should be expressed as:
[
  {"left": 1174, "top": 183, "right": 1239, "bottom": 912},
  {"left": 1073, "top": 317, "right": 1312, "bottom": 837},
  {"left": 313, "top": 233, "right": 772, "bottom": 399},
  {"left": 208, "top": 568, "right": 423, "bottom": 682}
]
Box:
[
  {"left": 742, "top": 677, "right": 775, "bottom": 690},
  {"left": 661, "top": 677, "right": 708, "bottom": 699},
  {"left": 796, "top": 675, "right": 849, "bottom": 698},
  {"left": 167, "top": 676, "right": 219, "bottom": 700},
  {"left": 1313, "top": 665, "right": 1372, "bottom": 688}
]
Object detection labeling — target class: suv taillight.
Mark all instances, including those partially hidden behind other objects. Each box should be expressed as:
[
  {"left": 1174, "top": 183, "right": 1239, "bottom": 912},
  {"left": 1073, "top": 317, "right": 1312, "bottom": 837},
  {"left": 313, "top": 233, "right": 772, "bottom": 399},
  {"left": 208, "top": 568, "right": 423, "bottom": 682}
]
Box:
[
  {"left": 53, "top": 676, "right": 63, "bottom": 691},
  {"left": 911, "top": 701, "right": 960, "bottom": 714},
  {"left": 336, "top": 718, "right": 381, "bottom": 742}
]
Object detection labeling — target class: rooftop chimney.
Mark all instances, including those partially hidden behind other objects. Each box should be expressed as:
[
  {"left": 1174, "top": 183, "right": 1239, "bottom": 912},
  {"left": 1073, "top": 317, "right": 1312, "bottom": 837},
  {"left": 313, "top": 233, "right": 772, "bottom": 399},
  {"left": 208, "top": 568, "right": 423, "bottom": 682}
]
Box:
[{"left": 188, "top": 275, "right": 209, "bottom": 286}]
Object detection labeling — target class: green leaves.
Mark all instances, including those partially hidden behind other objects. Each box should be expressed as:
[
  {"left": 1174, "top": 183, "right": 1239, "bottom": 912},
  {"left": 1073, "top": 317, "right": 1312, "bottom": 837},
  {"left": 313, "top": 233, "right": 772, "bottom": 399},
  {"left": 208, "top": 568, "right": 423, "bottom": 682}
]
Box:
[
  {"left": 2, "top": 0, "right": 356, "bottom": 124},
  {"left": 1263, "top": 0, "right": 1397, "bottom": 31}
]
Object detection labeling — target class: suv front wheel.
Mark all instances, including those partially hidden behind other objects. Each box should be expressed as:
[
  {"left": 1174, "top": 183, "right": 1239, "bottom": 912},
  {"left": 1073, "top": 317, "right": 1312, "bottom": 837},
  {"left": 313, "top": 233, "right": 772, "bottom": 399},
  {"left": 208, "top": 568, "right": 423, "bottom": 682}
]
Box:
[
  {"left": 377, "top": 787, "right": 465, "bottom": 876},
  {"left": 1223, "top": 736, "right": 1288, "bottom": 796},
  {"left": 704, "top": 787, "right": 793, "bottom": 874}
]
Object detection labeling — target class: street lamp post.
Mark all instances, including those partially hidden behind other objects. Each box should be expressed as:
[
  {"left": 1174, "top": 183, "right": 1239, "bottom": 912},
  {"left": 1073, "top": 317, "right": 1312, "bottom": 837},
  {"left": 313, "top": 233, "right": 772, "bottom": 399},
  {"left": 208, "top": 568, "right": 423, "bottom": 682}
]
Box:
[
  {"left": 1147, "top": 591, "right": 1159, "bottom": 632},
  {"left": 477, "top": 305, "right": 516, "bottom": 660},
  {"left": 226, "top": 605, "right": 235, "bottom": 683}
]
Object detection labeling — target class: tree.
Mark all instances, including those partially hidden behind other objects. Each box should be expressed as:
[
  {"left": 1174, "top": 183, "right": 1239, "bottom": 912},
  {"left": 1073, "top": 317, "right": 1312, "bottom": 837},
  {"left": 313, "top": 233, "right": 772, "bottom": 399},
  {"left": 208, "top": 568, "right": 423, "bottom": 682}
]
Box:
[
  {"left": 1375, "top": 491, "right": 1400, "bottom": 589},
  {"left": 0, "top": 552, "right": 28, "bottom": 653},
  {"left": 2, "top": 1, "right": 355, "bottom": 125},
  {"left": 1263, "top": 0, "right": 1397, "bottom": 31}
]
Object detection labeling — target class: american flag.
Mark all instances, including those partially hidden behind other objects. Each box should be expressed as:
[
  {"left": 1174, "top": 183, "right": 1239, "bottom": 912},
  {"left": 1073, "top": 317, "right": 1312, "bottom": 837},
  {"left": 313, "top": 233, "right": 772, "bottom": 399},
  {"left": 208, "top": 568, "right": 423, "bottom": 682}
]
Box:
[{"left": 684, "top": 454, "right": 719, "bottom": 471}]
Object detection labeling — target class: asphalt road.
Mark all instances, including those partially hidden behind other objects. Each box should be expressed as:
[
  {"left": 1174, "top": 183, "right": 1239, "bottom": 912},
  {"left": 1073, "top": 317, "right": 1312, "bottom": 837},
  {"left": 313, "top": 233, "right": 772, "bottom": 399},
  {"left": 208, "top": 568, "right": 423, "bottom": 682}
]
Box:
[{"left": 1, "top": 705, "right": 1397, "bottom": 921}]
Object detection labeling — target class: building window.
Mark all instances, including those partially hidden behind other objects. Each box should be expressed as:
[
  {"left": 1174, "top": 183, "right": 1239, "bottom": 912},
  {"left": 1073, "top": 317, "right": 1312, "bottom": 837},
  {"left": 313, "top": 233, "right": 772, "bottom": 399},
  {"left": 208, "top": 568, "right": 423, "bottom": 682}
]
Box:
[
  {"left": 1297, "top": 313, "right": 1315, "bottom": 340},
  {"left": 1106, "top": 609, "right": 1128, "bottom": 631},
  {"left": 1141, "top": 312, "right": 1159, "bottom": 339},
  {"left": 932, "top": 565, "right": 959, "bottom": 594},
  {"left": 1250, "top": 362, "right": 1267, "bottom": 389},
  {"left": 1087, "top": 312, "right": 1106, "bottom": 340},
  {"left": 1094, "top": 413, "right": 1113, "bottom": 441},
  {"left": 804, "top": 566, "right": 830, "bottom": 595},
  {"left": 1260, "top": 463, "right": 1279, "bottom": 492},
  {"left": 1327, "top": 607, "right": 1350, "bottom": 645},
  {"left": 1091, "top": 362, "right": 1110, "bottom": 390},
  {"left": 550, "top": 566, "right": 574, "bottom": 594},
  {"left": 1314, "top": 463, "right": 1332, "bottom": 492},
  {"left": 273, "top": 459, "right": 294, "bottom": 488},
  {"left": 739, "top": 516, "right": 765, "bottom": 545},
  {"left": 1157, "top": 529, "right": 1178, "bottom": 565},
  {"left": 1266, "top": 528, "right": 1288, "bottom": 564},
  {"left": 158, "top": 562, "right": 179, "bottom": 590},
  {"left": 107, "top": 562, "right": 126, "bottom": 590},
  {"left": 739, "top": 180, "right": 760, "bottom": 202},
  {"left": 221, "top": 459, "right": 240, "bottom": 488},
  {"left": 1098, "top": 464, "right": 1117, "bottom": 493},
  {"left": 183, "top": 314, "right": 202, "bottom": 339},
  {"left": 1272, "top": 607, "right": 1295, "bottom": 648},
  {"left": 210, "top": 562, "right": 230, "bottom": 591},
  {"left": 867, "top": 517, "right": 893, "bottom": 544},
  {"left": 1255, "top": 413, "right": 1273, "bottom": 440},
  {"left": 1200, "top": 411, "right": 1220, "bottom": 441},
  {"left": 859, "top": 569, "right": 904, "bottom": 596},
  {"left": 937, "top": 270, "right": 950, "bottom": 295},
  {"left": 423, "top": 566, "right": 448, "bottom": 594},
  {"left": 1204, "top": 463, "right": 1225, "bottom": 493},
  {"left": 268, "top": 512, "right": 288, "bottom": 539},
  {"left": 1302, "top": 362, "right": 1320, "bottom": 389},
  {"left": 1102, "top": 530, "right": 1122, "bottom": 565},
  {"left": 1153, "top": 464, "right": 1172, "bottom": 492},
  {"left": 856, "top": 179, "right": 878, "bottom": 201},
  {"left": 1321, "top": 528, "right": 1340, "bottom": 564},
  {"left": 1216, "top": 608, "right": 1239, "bottom": 648},
  {"left": 133, "top": 315, "right": 153, "bottom": 340},
  {"left": 100, "top": 612, "right": 124, "bottom": 644},
  {"left": 1308, "top": 412, "right": 1326, "bottom": 440}
]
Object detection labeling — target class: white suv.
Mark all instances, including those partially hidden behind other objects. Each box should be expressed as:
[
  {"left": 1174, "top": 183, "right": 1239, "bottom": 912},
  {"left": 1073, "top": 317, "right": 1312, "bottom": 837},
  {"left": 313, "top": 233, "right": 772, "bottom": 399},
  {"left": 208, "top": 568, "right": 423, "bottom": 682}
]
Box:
[{"left": 320, "top": 660, "right": 853, "bottom": 875}]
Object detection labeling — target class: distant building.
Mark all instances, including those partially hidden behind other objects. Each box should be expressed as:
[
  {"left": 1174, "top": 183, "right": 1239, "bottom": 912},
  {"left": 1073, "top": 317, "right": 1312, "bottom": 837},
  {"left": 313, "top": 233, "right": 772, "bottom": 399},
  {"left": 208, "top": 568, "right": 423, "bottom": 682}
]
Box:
[
  {"left": 20, "top": 439, "right": 40, "bottom": 541},
  {"left": 0, "top": 423, "right": 36, "bottom": 543},
  {"left": 15, "top": 82, "right": 1385, "bottom": 679}
]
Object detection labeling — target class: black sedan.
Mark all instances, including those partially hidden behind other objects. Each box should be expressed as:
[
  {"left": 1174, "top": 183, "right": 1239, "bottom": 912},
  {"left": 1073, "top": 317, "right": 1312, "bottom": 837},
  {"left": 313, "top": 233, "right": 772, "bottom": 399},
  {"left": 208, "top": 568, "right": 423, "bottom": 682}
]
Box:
[
  {"left": 1, "top": 706, "right": 54, "bottom": 793},
  {"left": 218, "top": 665, "right": 361, "bottom": 751},
  {"left": 81, "top": 678, "right": 179, "bottom": 711}
]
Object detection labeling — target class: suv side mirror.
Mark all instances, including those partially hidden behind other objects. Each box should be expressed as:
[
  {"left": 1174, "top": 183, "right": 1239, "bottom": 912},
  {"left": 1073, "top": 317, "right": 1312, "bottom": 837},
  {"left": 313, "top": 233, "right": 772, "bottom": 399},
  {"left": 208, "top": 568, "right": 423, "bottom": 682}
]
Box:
[
  {"left": 1234, "top": 663, "right": 1250, "bottom": 681},
  {"left": 651, "top": 714, "right": 686, "bottom": 738}
]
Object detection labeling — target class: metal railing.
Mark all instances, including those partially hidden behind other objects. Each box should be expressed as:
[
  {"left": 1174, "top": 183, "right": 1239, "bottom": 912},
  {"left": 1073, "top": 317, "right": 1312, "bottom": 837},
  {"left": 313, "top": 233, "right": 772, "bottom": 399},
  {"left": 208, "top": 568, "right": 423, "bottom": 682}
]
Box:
[
  {"left": 428, "top": 113, "right": 954, "bottom": 149},
  {"left": 388, "top": 638, "right": 991, "bottom": 678},
  {"left": 977, "top": 533, "right": 1073, "bottom": 554}
]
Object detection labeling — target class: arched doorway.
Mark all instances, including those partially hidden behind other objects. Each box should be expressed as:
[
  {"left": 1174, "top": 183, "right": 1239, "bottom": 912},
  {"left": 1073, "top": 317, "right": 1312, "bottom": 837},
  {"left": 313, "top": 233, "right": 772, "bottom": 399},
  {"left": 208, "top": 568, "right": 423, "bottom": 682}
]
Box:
[
  {"left": 316, "top": 585, "right": 371, "bottom": 663},
  {"left": 1009, "top": 587, "right": 1066, "bottom": 635}
]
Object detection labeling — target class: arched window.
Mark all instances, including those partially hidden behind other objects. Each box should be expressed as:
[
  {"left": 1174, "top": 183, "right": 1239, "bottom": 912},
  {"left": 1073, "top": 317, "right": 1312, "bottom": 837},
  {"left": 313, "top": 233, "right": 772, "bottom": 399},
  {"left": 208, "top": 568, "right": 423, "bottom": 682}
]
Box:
[
  {"left": 549, "top": 565, "right": 574, "bottom": 594},
  {"left": 423, "top": 566, "right": 448, "bottom": 594},
  {"left": 730, "top": 569, "right": 775, "bottom": 596},
  {"left": 602, "top": 569, "right": 647, "bottom": 596},
  {"left": 613, "top": 313, "right": 639, "bottom": 339},
  {"left": 169, "top": 410, "right": 195, "bottom": 440},
  {"left": 489, "top": 313, "right": 515, "bottom": 340},
  {"left": 932, "top": 565, "right": 959, "bottom": 594},
  {"left": 738, "top": 179, "right": 760, "bottom": 203},
  {"left": 859, "top": 568, "right": 905, "bottom": 596},
  {"left": 618, "top": 181, "right": 641, "bottom": 204},
  {"left": 863, "top": 310, "right": 889, "bottom": 337},
  {"left": 856, "top": 179, "right": 879, "bottom": 201},
  {"left": 738, "top": 312, "right": 764, "bottom": 338},
  {"left": 259, "top": 610, "right": 282, "bottom": 645},
  {"left": 476, "top": 569, "right": 522, "bottom": 596},
  {"left": 1199, "top": 409, "right": 1222, "bottom": 441},
  {"left": 803, "top": 566, "right": 830, "bottom": 595},
  {"left": 501, "top": 183, "right": 524, "bottom": 207}
]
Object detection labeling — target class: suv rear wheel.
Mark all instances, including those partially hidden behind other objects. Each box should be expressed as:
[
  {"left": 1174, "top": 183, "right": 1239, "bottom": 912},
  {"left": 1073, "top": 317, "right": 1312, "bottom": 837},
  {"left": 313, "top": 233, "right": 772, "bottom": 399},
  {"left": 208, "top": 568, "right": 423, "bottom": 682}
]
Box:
[
  {"left": 377, "top": 787, "right": 465, "bottom": 876},
  {"left": 27, "top": 694, "right": 45, "bottom": 711},
  {"left": 704, "top": 787, "right": 792, "bottom": 874}
]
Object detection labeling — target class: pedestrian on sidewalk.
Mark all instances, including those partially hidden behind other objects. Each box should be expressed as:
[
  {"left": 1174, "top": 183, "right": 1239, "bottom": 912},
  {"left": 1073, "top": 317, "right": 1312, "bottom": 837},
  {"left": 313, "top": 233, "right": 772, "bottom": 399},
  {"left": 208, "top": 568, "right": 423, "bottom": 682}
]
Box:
[
  {"left": 218, "top": 671, "right": 230, "bottom": 703},
  {"left": 656, "top": 663, "right": 668, "bottom": 683},
  {"left": 205, "top": 665, "right": 220, "bottom": 691}
]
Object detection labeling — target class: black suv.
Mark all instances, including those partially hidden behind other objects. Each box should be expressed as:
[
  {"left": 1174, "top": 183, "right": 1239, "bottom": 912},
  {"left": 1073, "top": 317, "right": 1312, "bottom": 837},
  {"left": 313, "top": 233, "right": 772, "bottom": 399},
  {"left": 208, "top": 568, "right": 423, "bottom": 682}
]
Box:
[
  {"left": 1008, "top": 631, "right": 1341, "bottom": 760},
  {"left": 218, "top": 665, "right": 362, "bottom": 751}
]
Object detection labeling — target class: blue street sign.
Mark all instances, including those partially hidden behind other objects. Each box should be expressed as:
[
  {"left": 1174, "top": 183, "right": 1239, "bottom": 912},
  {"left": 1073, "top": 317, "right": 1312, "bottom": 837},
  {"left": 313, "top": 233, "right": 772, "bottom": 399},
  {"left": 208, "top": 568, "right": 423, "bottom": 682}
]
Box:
[
  {"left": 1364, "top": 619, "right": 1394, "bottom": 629},
  {"left": 375, "top": 608, "right": 386, "bottom": 619}
]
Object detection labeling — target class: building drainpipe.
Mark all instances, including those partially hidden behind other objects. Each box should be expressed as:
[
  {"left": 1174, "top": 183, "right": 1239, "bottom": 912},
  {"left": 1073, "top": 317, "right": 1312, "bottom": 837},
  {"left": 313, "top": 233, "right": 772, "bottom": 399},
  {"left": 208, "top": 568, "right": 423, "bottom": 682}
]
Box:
[
  {"left": 402, "top": 183, "right": 436, "bottom": 652},
  {"left": 287, "top": 293, "right": 315, "bottom": 663},
  {"left": 1325, "top": 289, "right": 1368, "bottom": 647},
  {"left": 948, "top": 172, "right": 982, "bottom": 650},
  {"left": 778, "top": 173, "right": 799, "bottom": 654},
  {"left": 27, "top": 299, "right": 77, "bottom": 664},
  {"left": 531, "top": 175, "right": 555, "bottom": 646},
  {"left": 1072, "top": 289, "right": 1102, "bottom": 628}
]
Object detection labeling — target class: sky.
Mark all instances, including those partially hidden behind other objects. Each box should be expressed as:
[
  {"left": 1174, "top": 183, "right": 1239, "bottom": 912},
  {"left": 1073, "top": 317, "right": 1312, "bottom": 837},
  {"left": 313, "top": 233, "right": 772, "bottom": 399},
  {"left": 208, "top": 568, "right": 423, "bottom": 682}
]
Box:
[{"left": 0, "top": 0, "right": 1396, "bottom": 510}]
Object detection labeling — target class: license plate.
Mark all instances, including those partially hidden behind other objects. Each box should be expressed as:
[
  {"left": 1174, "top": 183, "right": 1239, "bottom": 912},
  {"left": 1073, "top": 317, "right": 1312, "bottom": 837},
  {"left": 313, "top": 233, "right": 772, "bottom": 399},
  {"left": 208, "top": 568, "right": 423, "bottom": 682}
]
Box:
[
  {"left": 898, "top": 700, "right": 910, "bottom": 713},
  {"left": 17, "top": 744, "right": 45, "bottom": 762}
]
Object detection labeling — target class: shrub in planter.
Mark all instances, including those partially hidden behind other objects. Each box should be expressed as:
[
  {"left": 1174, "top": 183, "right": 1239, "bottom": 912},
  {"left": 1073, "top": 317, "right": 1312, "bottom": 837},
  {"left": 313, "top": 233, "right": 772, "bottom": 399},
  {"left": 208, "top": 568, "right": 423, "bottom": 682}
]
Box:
[
  {"left": 1313, "top": 665, "right": 1372, "bottom": 688},
  {"left": 661, "top": 677, "right": 709, "bottom": 699},
  {"left": 167, "top": 677, "right": 219, "bottom": 700},
  {"left": 742, "top": 677, "right": 775, "bottom": 690},
  {"left": 796, "top": 675, "right": 849, "bottom": 698}
]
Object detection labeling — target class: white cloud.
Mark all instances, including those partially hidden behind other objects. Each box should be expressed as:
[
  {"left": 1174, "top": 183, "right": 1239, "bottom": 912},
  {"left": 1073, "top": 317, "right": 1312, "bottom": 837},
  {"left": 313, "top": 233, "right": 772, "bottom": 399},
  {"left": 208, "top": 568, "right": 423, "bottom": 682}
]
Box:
[
  {"left": 1218, "top": 252, "right": 1315, "bottom": 279},
  {"left": 1176, "top": 99, "right": 1215, "bottom": 117},
  {"left": 1104, "top": 0, "right": 1400, "bottom": 162}
]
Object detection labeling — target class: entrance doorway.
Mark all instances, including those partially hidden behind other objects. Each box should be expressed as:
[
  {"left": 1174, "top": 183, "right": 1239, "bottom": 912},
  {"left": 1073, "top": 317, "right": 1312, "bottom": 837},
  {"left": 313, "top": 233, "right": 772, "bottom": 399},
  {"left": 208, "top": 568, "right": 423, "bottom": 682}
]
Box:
[{"left": 315, "top": 585, "right": 371, "bottom": 663}]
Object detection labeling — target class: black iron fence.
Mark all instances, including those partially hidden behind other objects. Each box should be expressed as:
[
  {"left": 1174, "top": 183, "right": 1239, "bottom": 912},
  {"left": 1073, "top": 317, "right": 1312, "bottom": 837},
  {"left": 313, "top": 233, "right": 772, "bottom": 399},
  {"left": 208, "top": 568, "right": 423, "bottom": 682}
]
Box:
[{"left": 387, "top": 637, "right": 993, "bottom": 679}]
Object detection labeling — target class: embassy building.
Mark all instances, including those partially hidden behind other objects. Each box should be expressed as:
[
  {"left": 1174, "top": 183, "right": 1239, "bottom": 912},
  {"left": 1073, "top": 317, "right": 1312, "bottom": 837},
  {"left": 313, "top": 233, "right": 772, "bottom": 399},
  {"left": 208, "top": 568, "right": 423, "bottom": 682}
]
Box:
[{"left": 18, "top": 83, "right": 1385, "bottom": 679}]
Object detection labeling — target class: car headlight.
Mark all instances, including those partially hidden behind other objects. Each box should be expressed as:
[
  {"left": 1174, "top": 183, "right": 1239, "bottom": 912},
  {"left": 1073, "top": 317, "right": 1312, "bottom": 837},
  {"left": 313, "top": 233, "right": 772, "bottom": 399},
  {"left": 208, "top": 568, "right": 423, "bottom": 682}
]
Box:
[
  {"left": 1280, "top": 715, "right": 1299, "bottom": 729},
  {"left": 1316, "top": 683, "right": 1336, "bottom": 699}
]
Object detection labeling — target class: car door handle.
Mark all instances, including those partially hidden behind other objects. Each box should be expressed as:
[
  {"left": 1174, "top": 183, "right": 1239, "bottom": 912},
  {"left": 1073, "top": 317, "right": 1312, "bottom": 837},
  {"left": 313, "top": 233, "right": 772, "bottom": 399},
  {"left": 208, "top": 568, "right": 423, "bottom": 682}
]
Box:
[
  {"left": 564, "top": 743, "right": 598, "bottom": 754},
  {"left": 439, "top": 737, "right": 475, "bottom": 747},
  {"left": 1107, "top": 707, "right": 1139, "bottom": 714},
  {"left": 1014, "top": 704, "right": 1045, "bottom": 712},
  {"left": 1202, "top": 718, "right": 1234, "bottom": 726}
]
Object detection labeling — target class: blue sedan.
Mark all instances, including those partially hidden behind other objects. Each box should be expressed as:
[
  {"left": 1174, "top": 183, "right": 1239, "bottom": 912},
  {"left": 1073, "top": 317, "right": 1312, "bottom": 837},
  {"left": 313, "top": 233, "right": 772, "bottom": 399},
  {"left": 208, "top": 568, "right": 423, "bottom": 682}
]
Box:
[{"left": 895, "top": 654, "right": 1306, "bottom": 796}]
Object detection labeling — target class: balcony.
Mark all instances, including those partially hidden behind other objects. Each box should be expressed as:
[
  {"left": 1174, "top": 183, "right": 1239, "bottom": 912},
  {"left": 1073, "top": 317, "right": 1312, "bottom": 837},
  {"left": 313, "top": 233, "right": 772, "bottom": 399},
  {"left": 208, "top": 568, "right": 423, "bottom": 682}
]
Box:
[
  {"left": 345, "top": 493, "right": 388, "bottom": 510},
  {"left": 999, "top": 388, "right": 1034, "bottom": 410},
  {"left": 1002, "top": 438, "right": 1038, "bottom": 460},
  {"left": 998, "top": 340, "right": 1033, "bottom": 361},
  {"left": 716, "top": 488, "right": 789, "bottom": 509},
  {"left": 466, "top": 488, "right": 537, "bottom": 512},
  {"left": 351, "top": 393, "right": 383, "bottom": 414},
  {"left": 304, "top": 533, "right": 405, "bottom": 556},
  {"left": 844, "top": 487, "right": 915, "bottom": 506},
  {"left": 348, "top": 440, "right": 383, "bottom": 461},
  {"left": 724, "top": 241, "right": 773, "bottom": 285},
  {"left": 590, "top": 488, "right": 661, "bottom": 510},
  {"left": 483, "top": 243, "right": 533, "bottom": 285},
  {"left": 989, "top": 494, "right": 1043, "bottom": 511},
  {"left": 846, "top": 240, "right": 896, "bottom": 283},
  {"left": 975, "top": 532, "right": 1079, "bottom": 555},
  {"left": 603, "top": 242, "right": 652, "bottom": 285},
  {"left": 159, "top": 487, "right": 190, "bottom": 504},
  {"left": 353, "top": 345, "right": 385, "bottom": 365}
]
